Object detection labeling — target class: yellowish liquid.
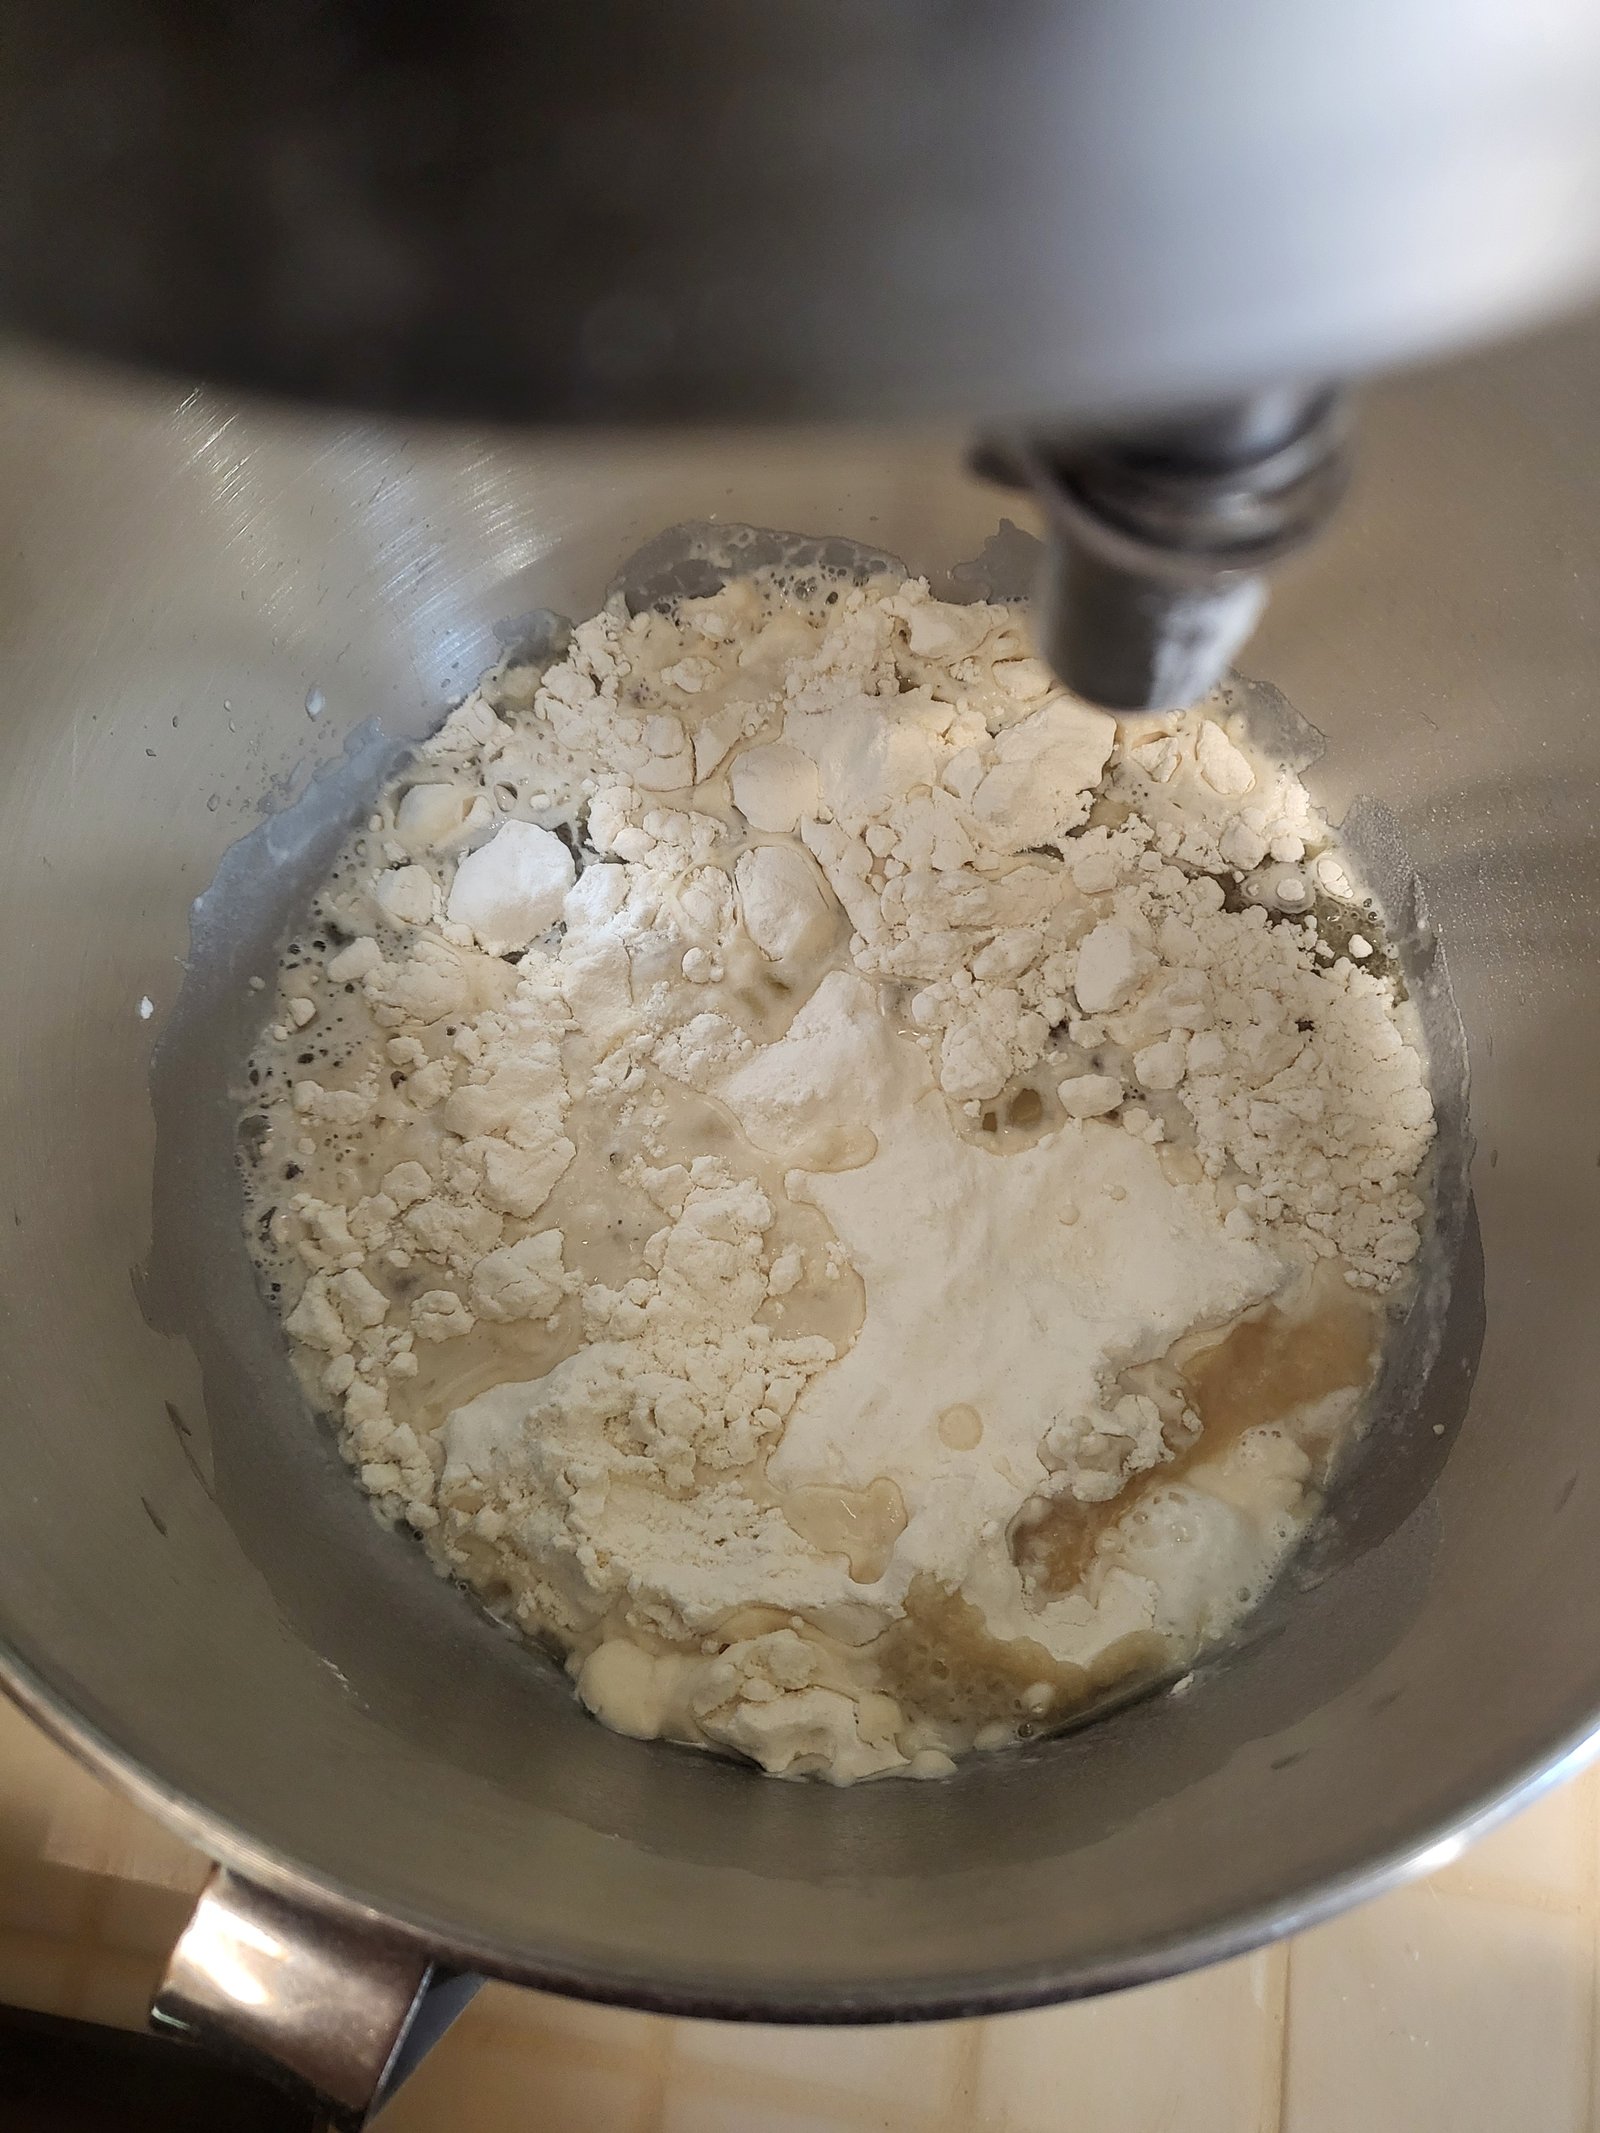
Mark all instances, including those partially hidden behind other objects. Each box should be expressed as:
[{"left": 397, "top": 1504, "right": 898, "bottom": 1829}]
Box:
[
  {"left": 781, "top": 1477, "right": 907, "bottom": 1584},
  {"left": 874, "top": 1576, "right": 1171, "bottom": 1733},
  {"left": 1013, "top": 1273, "right": 1377, "bottom": 1599}
]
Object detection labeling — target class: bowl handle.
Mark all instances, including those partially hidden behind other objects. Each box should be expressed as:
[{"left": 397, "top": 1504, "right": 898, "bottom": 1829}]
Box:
[{"left": 151, "top": 1864, "right": 480, "bottom": 2125}]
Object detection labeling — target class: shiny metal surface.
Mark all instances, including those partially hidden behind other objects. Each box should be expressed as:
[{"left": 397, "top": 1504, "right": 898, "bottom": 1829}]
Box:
[
  {"left": 980, "top": 388, "right": 1352, "bottom": 710},
  {"left": 0, "top": 326, "right": 1596, "bottom": 2033},
  {"left": 152, "top": 1867, "right": 438, "bottom": 2120},
  {"left": 4, "top": 2, "right": 1600, "bottom": 425}
]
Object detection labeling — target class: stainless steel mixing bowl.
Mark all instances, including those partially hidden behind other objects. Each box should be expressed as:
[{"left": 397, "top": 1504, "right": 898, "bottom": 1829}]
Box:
[{"left": 0, "top": 320, "right": 1596, "bottom": 2103}]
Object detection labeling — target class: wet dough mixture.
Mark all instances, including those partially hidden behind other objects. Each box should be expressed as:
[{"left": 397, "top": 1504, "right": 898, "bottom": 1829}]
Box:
[{"left": 242, "top": 565, "right": 1435, "bottom": 1783}]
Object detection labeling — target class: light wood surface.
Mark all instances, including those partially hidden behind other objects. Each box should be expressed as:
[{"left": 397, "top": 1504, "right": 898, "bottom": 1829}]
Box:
[{"left": 4, "top": 1691, "right": 1596, "bottom": 2130}]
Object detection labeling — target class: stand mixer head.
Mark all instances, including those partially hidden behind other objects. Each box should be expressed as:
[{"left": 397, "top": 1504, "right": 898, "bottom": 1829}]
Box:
[{"left": 4, "top": 0, "right": 1600, "bottom": 706}]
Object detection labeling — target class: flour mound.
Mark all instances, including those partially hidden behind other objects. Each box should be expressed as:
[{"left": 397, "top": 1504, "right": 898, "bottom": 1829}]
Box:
[{"left": 242, "top": 564, "right": 1435, "bottom": 1783}]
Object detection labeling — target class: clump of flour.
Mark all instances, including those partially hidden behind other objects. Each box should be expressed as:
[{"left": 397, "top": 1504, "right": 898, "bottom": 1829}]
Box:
[{"left": 241, "top": 564, "right": 1434, "bottom": 1783}]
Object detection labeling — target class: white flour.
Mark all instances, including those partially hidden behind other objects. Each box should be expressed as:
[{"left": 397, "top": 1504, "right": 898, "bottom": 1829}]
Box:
[{"left": 242, "top": 565, "right": 1435, "bottom": 1783}]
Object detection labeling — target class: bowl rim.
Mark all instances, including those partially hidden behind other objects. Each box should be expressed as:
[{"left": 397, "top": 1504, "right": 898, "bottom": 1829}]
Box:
[{"left": 6, "top": 1633, "right": 1600, "bottom": 2023}]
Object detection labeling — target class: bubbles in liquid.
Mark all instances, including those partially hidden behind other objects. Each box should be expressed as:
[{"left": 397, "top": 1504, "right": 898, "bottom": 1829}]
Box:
[
  {"left": 877, "top": 1576, "right": 1107, "bottom": 1731},
  {"left": 937, "top": 1403, "right": 984, "bottom": 1450}
]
